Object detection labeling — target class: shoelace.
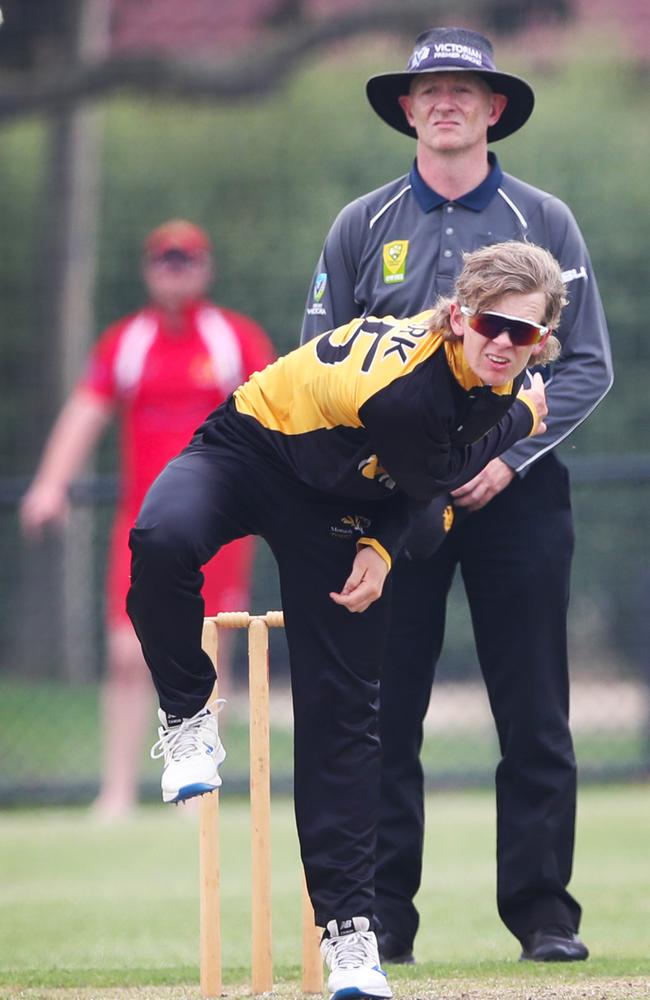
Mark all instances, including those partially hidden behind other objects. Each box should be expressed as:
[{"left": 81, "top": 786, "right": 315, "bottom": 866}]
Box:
[
  {"left": 150, "top": 699, "right": 225, "bottom": 762},
  {"left": 323, "top": 931, "right": 378, "bottom": 971}
]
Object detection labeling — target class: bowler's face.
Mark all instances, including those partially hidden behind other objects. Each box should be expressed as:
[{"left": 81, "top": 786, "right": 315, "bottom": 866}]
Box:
[
  {"left": 450, "top": 290, "right": 549, "bottom": 387},
  {"left": 398, "top": 71, "right": 507, "bottom": 154}
]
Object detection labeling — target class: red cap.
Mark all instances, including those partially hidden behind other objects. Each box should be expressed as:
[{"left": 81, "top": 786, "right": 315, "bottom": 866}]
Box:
[{"left": 144, "top": 220, "right": 212, "bottom": 257}]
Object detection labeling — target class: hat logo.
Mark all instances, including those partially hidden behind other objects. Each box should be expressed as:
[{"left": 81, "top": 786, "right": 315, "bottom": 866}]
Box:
[
  {"left": 407, "top": 42, "right": 486, "bottom": 71},
  {"left": 366, "top": 28, "right": 534, "bottom": 143},
  {"left": 409, "top": 45, "right": 431, "bottom": 69},
  {"left": 433, "top": 42, "right": 484, "bottom": 66}
]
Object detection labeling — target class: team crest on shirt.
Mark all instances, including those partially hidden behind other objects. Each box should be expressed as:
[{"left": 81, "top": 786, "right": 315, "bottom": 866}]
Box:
[
  {"left": 443, "top": 504, "right": 455, "bottom": 533},
  {"left": 341, "top": 514, "right": 371, "bottom": 533},
  {"left": 383, "top": 240, "right": 409, "bottom": 284},
  {"left": 358, "top": 455, "right": 396, "bottom": 490},
  {"left": 330, "top": 514, "right": 372, "bottom": 540},
  {"left": 189, "top": 355, "right": 219, "bottom": 388}
]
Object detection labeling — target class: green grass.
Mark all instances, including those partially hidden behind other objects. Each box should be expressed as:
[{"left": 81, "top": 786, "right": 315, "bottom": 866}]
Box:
[{"left": 1, "top": 786, "right": 649, "bottom": 996}]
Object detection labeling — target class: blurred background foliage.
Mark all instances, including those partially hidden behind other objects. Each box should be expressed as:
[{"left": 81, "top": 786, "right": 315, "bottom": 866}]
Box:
[
  {"left": 2, "top": 47, "right": 649, "bottom": 461},
  {"left": 0, "top": 4, "right": 649, "bottom": 799}
]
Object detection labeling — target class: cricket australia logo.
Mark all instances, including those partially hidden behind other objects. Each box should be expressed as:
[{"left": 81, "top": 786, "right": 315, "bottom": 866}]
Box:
[
  {"left": 313, "top": 272, "right": 327, "bottom": 301},
  {"left": 307, "top": 272, "right": 328, "bottom": 317},
  {"left": 383, "top": 240, "right": 409, "bottom": 284},
  {"left": 330, "top": 513, "right": 372, "bottom": 540}
]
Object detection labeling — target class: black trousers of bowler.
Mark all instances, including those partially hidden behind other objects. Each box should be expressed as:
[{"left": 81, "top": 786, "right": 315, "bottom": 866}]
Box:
[
  {"left": 126, "top": 442, "right": 393, "bottom": 927},
  {"left": 374, "top": 454, "right": 582, "bottom": 949}
]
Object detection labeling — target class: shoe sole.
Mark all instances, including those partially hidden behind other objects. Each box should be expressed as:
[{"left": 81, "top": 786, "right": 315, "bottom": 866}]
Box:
[
  {"left": 162, "top": 745, "right": 226, "bottom": 803},
  {"left": 330, "top": 987, "right": 392, "bottom": 1000},
  {"left": 520, "top": 951, "right": 588, "bottom": 962},
  {"left": 164, "top": 779, "right": 222, "bottom": 804}
]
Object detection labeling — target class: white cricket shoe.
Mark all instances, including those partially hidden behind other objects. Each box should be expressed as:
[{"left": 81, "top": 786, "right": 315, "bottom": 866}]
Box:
[
  {"left": 150, "top": 702, "right": 226, "bottom": 804},
  {"left": 321, "top": 917, "right": 392, "bottom": 1000}
]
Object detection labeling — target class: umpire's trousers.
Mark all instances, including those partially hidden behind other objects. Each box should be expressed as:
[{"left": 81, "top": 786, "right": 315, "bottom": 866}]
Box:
[
  {"left": 126, "top": 442, "right": 393, "bottom": 927},
  {"left": 374, "top": 454, "right": 582, "bottom": 947}
]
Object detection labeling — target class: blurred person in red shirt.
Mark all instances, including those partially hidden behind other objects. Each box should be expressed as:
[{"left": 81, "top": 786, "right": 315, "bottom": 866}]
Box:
[{"left": 20, "top": 220, "right": 275, "bottom": 820}]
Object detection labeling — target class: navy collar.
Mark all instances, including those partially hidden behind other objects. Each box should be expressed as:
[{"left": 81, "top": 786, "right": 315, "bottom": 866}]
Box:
[{"left": 409, "top": 152, "right": 503, "bottom": 213}]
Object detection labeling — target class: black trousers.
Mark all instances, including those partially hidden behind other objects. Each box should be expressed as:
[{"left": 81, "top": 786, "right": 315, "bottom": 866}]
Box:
[
  {"left": 126, "top": 442, "right": 394, "bottom": 926},
  {"left": 375, "top": 454, "right": 582, "bottom": 947}
]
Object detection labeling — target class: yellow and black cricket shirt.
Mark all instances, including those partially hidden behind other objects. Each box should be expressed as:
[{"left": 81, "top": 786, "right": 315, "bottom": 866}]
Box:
[{"left": 197, "top": 312, "right": 537, "bottom": 563}]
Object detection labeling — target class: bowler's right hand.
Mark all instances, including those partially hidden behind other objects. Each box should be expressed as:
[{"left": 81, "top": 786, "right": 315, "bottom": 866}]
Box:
[
  {"left": 330, "top": 544, "right": 389, "bottom": 613},
  {"left": 519, "top": 371, "right": 548, "bottom": 436}
]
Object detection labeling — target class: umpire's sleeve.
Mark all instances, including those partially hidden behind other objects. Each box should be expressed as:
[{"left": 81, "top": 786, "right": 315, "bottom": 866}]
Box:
[
  {"left": 299, "top": 203, "right": 364, "bottom": 344},
  {"left": 499, "top": 196, "right": 614, "bottom": 474}
]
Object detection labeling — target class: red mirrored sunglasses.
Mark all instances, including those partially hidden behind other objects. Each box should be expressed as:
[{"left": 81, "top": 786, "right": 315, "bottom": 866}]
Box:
[{"left": 460, "top": 306, "right": 549, "bottom": 347}]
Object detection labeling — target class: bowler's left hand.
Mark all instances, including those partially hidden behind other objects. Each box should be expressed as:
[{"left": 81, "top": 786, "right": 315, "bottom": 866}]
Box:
[
  {"left": 451, "top": 457, "right": 515, "bottom": 512},
  {"left": 330, "top": 545, "right": 389, "bottom": 613}
]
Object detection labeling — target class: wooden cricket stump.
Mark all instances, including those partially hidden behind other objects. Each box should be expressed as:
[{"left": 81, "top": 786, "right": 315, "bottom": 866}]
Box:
[{"left": 199, "top": 611, "right": 323, "bottom": 997}]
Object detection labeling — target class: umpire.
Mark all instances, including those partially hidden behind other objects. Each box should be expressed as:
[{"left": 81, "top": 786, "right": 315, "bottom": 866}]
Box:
[{"left": 301, "top": 26, "right": 613, "bottom": 963}]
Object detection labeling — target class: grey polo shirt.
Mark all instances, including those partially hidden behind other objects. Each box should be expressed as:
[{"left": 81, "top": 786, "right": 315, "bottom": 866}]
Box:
[{"left": 300, "top": 154, "right": 613, "bottom": 474}]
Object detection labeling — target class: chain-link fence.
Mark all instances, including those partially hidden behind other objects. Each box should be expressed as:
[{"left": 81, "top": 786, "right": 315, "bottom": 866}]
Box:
[{"left": 2, "top": 459, "right": 649, "bottom": 804}]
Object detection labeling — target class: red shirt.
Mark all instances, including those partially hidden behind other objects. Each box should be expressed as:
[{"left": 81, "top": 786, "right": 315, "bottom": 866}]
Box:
[{"left": 80, "top": 300, "right": 275, "bottom": 511}]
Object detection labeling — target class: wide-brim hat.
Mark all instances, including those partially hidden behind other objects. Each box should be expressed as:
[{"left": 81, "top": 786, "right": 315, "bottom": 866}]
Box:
[{"left": 366, "top": 27, "right": 535, "bottom": 143}]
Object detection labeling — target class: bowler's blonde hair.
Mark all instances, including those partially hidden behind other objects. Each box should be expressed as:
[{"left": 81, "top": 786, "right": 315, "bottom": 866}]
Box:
[{"left": 431, "top": 241, "right": 566, "bottom": 364}]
